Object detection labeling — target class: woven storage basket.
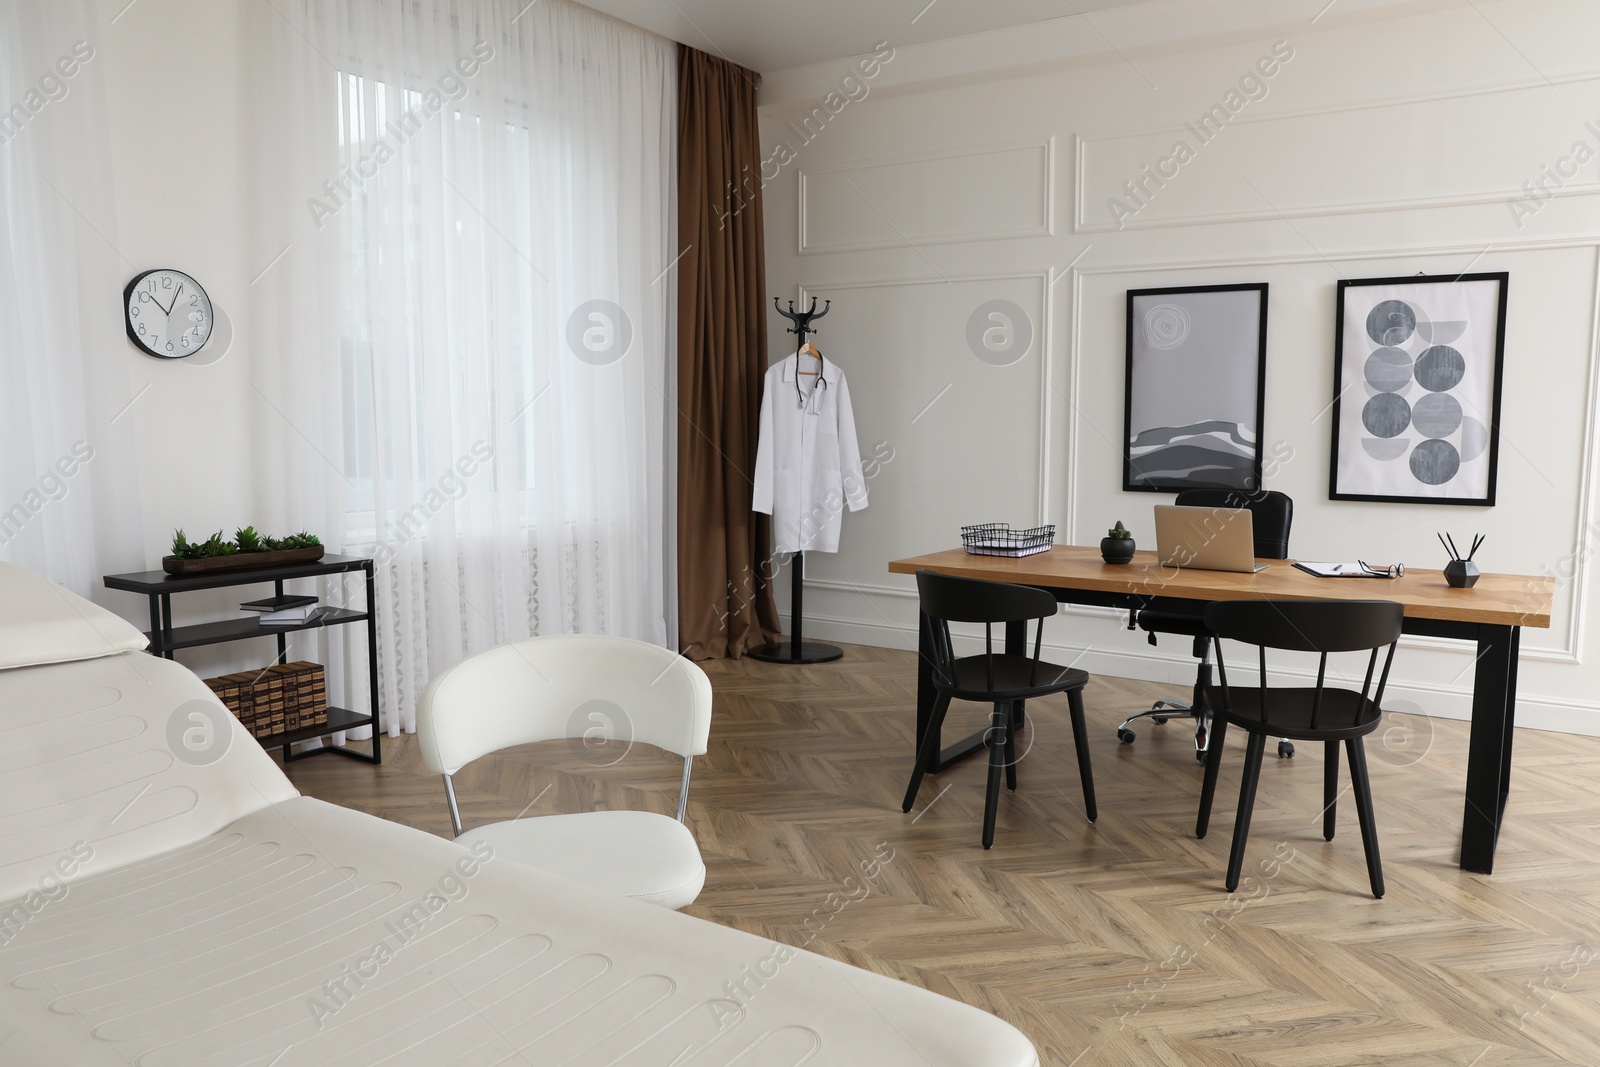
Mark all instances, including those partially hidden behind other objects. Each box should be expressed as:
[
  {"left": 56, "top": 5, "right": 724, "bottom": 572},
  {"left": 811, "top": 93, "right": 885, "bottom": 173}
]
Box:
[
  {"left": 204, "top": 661, "right": 328, "bottom": 739},
  {"left": 959, "top": 522, "right": 1056, "bottom": 556}
]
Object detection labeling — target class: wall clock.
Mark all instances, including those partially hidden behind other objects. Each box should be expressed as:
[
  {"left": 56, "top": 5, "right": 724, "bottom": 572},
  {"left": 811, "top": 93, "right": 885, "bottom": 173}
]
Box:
[{"left": 124, "top": 268, "right": 214, "bottom": 359}]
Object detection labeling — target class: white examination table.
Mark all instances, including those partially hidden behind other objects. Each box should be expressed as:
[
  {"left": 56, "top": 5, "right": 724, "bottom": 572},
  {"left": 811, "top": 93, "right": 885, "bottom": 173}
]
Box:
[{"left": 0, "top": 562, "right": 1038, "bottom": 1066}]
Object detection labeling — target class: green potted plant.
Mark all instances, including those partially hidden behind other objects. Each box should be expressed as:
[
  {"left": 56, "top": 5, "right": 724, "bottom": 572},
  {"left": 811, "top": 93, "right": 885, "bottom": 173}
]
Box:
[
  {"left": 163, "top": 527, "right": 324, "bottom": 576},
  {"left": 1101, "top": 520, "right": 1135, "bottom": 564}
]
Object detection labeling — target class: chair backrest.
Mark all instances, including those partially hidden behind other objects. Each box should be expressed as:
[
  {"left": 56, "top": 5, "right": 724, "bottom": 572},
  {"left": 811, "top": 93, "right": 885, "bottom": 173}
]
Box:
[
  {"left": 916, "top": 570, "right": 1059, "bottom": 624},
  {"left": 916, "top": 570, "right": 1058, "bottom": 690},
  {"left": 416, "top": 634, "right": 713, "bottom": 777},
  {"left": 1174, "top": 489, "right": 1293, "bottom": 559},
  {"left": 1205, "top": 599, "right": 1403, "bottom": 652},
  {"left": 1204, "top": 599, "right": 1403, "bottom": 728}
]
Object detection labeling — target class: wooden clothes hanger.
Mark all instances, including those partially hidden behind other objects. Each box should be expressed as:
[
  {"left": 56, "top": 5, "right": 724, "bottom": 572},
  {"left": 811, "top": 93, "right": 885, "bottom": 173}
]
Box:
[{"left": 797, "top": 340, "right": 821, "bottom": 374}]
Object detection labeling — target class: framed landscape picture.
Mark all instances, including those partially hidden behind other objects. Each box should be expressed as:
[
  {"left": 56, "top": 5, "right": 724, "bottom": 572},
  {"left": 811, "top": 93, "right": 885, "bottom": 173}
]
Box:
[
  {"left": 1123, "top": 283, "right": 1268, "bottom": 493},
  {"left": 1330, "top": 272, "right": 1508, "bottom": 505}
]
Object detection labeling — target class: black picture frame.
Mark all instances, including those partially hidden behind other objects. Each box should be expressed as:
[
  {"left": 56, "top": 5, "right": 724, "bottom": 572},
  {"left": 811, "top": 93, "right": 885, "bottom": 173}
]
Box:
[
  {"left": 1123, "top": 282, "right": 1269, "bottom": 494},
  {"left": 1329, "top": 272, "right": 1508, "bottom": 506}
]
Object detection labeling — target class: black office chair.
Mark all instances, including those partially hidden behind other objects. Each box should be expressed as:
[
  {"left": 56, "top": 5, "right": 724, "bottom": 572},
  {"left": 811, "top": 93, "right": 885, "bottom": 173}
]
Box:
[
  {"left": 1116, "top": 489, "right": 1294, "bottom": 761},
  {"left": 1196, "top": 599, "right": 1403, "bottom": 898},
  {"left": 902, "top": 570, "right": 1096, "bottom": 848}
]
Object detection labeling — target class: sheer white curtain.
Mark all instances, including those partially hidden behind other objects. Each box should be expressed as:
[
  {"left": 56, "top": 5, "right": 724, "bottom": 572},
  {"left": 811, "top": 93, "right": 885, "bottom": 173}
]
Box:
[
  {"left": 0, "top": 1, "right": 144, "bottom": 590},
  {"left": 249, "top": 0, "right": 677, "bottom": 734}
]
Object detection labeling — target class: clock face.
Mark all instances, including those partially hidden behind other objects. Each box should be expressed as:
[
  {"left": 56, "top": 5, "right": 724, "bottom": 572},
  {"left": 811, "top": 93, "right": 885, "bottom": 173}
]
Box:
[{"left": 124, "top": 269, "right": 214, "bottom": 359}]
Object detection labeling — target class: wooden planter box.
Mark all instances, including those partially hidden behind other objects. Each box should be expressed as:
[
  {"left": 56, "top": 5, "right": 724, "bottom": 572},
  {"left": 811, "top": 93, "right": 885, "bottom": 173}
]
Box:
[
  {"left": 204, "top": 661, "right": 329, "bottom": 740},
  {"left": 162, "top": 546, "right": 325, "bottom": 576}
]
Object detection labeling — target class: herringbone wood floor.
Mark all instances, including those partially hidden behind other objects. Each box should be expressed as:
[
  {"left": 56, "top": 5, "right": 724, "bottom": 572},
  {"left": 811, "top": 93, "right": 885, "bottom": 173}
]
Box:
[{"left": 283, "top": 643, "right": 1600, "bottom": 1066}]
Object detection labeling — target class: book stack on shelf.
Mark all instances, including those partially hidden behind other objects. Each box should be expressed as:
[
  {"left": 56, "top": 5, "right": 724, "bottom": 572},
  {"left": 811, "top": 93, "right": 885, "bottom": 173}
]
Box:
[
  {"left": 241, "top": 594, "right": 329, "bottom": 626},
  {"left": 204, "top": 662, "right": 329, "bottom": 739},
  {"left": 959, "top": 523, "right": 1056, "bottom": 558}
]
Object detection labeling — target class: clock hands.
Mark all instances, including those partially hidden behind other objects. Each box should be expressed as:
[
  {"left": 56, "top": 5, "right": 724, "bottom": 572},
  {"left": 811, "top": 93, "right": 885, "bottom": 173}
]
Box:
[
  {"left": 128, "top": 271, "right": 211, "bottom": 356},
  {"left": 143, "top": 280, "right": 183, "bottom": 317},
  {"left": 153, "top": 283, "right": 181, "bottom": 317}
]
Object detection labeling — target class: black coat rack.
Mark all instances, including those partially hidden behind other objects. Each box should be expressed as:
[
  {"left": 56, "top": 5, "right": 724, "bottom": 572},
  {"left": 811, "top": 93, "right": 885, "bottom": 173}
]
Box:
[{"left": 750, "top": 297, "right": 843, "bottom": 665}]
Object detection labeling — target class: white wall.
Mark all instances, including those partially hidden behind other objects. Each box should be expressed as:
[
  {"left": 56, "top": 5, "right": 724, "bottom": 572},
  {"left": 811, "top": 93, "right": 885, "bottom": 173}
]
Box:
[
  {"left": 91, "top": 0, "right": 263, "bottom": 671},
  {"left": 758, "top": 0, "right": 1600, "bottom": 734},
  {"left": 95, "top": 0, "right": 255, "bottom": 557}
]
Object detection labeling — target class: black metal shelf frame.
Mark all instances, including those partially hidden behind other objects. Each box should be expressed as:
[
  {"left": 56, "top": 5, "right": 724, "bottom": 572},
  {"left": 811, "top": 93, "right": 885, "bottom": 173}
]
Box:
[{"left": 104, "top": 555, "right": 382, "bottom": 764}]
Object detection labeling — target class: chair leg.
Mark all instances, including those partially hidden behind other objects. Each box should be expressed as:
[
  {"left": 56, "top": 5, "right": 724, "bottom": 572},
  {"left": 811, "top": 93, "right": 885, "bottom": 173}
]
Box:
[
  {"left": 1347, "top": 737, "right": 1385, "bottom": 899},
  {"left": 1005, "top": 700, "right": 1020, "bottom": 792},
  {"left": 982, "top": 702, "right": 1008, "bottom": 849},
  {"left": 1323, "top": 740, "right": 1340, "bottom": 841},
  {"left": 1067, "top": 688, "right": 1097, "bottom": 823},
  {"left": 1225, "top": 733, "right": 1267, "bottom": 892},
  {"left": 903, "top": 691, "right": 953, "bottom": 813},
  {"left": 1196, "top": 716, "right": 1229, "bottom": 838}
]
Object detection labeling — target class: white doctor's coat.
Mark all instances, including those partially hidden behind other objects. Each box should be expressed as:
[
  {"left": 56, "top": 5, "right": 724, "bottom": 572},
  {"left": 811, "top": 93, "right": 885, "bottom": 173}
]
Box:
[{"left": 752, "top": 353, "right": 868, "bottom": 554}]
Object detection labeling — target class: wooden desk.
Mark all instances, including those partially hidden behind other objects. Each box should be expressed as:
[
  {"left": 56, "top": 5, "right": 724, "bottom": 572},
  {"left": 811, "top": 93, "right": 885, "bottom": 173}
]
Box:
[{"left": 888, "top": 546, "right": 1553, "bottom": 874}]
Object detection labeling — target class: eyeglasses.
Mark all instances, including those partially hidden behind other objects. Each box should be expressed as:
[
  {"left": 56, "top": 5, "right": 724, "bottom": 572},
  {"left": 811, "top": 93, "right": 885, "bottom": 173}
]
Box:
[{"left": 1358, "top": 560, "right": 1405, "bottom": 579}]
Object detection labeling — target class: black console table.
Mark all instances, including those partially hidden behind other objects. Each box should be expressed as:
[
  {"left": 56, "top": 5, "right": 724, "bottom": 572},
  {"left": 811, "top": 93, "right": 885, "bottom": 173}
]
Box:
[{"left": 103, "top": 554, "right": 382, "bottom": 764}]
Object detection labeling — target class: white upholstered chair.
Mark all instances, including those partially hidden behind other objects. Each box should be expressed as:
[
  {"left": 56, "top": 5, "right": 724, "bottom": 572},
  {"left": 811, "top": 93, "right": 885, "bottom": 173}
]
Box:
[{"left": 416, "top": 634, "right": 713, "bottom": 910}]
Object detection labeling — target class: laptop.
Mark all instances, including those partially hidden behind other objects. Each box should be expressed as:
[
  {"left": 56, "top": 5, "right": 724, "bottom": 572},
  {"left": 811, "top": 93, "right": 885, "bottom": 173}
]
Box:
[{"left": 1153, "top": 504, "right": 1269, "bottom": 574}]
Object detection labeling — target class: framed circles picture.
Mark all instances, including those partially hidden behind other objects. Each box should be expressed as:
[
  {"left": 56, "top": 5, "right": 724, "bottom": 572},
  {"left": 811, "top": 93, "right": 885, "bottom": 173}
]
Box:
[
  {"left": 1124, "top": 283, "right": 1268, "bottom": 493},
  {"left": 1330, "top": 272, "right": 1508, "bottom": 505}
]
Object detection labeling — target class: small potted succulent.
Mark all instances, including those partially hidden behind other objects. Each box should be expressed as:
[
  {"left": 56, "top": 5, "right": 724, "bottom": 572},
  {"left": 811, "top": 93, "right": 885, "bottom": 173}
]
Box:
[{"left": 1101, "top": 520, "right": 1136, "bottom": 564}]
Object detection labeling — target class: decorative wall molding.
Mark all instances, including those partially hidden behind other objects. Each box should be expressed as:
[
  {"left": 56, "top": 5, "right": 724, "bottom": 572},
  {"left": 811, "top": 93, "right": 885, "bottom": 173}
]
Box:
[
  {"left": 798, "top": 138, "right": 1054, "bottom": 255},
  {"left": 1066, "top": 232, "right": 1600, "bottom": 275},
  {"left": 1567, "top": 243, "right": 1600, "bottom": 666},
  {"left": 1073, "top": 67, "right": 1600, "bottom": 233},
  {"left": 806, "top": 578, "right": 913, "bottom": 600},
  {"left": 797, "top": 269, "right": 1055, "bottom": 521}
]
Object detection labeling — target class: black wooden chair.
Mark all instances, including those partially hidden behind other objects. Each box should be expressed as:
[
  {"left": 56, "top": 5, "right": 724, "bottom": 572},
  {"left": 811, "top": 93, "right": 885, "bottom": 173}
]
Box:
[
  {"left": 902, "top": 570, "right": 1096, "bottom": 849},
  {"left": 1117, "top": 489, "right": 1295, "bottom": 761},
  {"left": 1196, "top": 599, "right": 1404, "bottom": 898}
]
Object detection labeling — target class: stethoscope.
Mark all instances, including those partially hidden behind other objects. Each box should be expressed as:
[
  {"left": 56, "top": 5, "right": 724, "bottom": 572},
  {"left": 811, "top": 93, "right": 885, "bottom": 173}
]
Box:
[{"left": 795, "top": 348, "right": 829, "bottom": 409}]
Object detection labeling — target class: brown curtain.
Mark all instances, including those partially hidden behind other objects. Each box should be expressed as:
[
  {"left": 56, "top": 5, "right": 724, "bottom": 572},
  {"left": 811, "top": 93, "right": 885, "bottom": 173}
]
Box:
[{"left": 676, "top": 46, "right": 781, "bottom": 659}]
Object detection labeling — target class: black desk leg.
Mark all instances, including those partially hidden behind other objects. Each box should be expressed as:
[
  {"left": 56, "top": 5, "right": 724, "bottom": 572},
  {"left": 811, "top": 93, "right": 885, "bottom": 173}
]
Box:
[
  {"left": 1004, "top": 619, "right": 1026, "bottom": 657},
  {"left": 1460, "top": 624, "right": 1519, "bottom": 874},
  {"left": 1004, "top": 619, "right": 1026, "bottom": 737}
]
